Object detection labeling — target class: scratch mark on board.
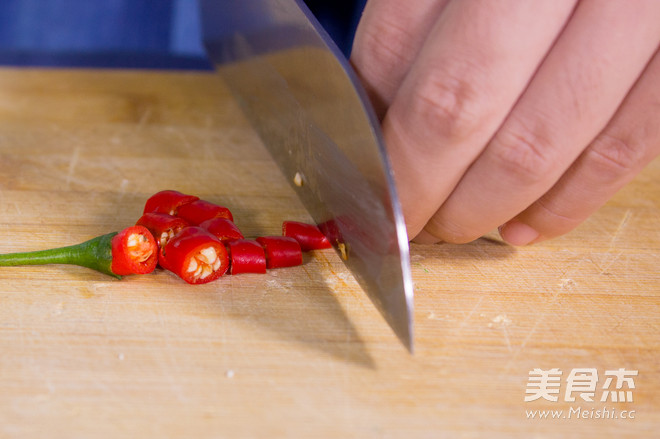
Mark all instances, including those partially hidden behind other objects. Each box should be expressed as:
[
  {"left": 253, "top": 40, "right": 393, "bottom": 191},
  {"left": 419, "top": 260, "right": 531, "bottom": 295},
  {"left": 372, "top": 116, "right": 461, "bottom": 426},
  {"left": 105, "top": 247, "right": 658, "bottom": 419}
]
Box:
[
  {"left": 501, "top": 324, "right": 513, "bottom": 353},
  {"left": 609, "top": 209, "right": 632, "bottom": 249},
  {"left": 137, "top": 107, "right": 152, "bottom": 128},
  {"left": 65, "top": 146, "right": 80, "bottom": 188},
  {"left": 497, "top": 265, "right": 582, "bottom": 379},
  {"left": 457, "top": 295, "right": 486, "bottom": 329},
  {"left": 115, "top": 179, "right": 130, "bottom": 204}
]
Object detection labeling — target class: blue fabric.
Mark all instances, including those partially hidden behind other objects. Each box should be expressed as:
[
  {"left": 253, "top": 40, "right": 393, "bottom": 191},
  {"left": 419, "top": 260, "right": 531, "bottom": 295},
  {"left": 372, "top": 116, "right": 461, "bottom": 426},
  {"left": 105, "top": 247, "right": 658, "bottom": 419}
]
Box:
[
  {"left": 0, "top": 0, "right": 363, "bottom": 68},
  {"left": 0, "top": 0, "right": 171, "bottom": 52},
  {"left": 0, "top": 0, "right": 209, "bottom": 68}
]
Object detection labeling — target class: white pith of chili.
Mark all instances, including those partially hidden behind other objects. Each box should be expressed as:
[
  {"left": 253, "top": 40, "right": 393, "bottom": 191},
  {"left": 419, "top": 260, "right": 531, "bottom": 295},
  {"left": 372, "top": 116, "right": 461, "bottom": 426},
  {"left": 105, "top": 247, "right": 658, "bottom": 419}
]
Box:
[
  {"left": 186, "top": 246, "right": 221, "bottom": 281},
  {"left": 159, "top": 229, "right": 177, "bottom": 248},
  {"left": 126, "top": 233, "right": 154, "bottom": 262}
]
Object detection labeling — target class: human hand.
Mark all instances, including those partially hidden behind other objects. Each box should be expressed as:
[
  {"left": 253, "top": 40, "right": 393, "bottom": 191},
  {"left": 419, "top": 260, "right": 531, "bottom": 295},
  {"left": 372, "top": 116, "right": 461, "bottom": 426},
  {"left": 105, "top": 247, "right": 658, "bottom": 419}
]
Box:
[{"left": 351, "top": 0, "right": 660, "bottom": 245}]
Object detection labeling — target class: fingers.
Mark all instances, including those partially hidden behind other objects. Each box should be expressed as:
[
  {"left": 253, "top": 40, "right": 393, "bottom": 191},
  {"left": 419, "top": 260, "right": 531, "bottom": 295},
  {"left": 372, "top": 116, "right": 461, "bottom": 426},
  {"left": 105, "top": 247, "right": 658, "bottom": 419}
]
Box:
[
  {"left": 351, "top": 0, "right": 449, "bottom": 118},
  {"left": 380, "top": 0, "right": 576, "bottom": 239},
  {"left": 499, "top": 47, "right": 660, "bottom": 245},
  {"left": 421, "top": 0, "right": 660, "bottom": 244}
]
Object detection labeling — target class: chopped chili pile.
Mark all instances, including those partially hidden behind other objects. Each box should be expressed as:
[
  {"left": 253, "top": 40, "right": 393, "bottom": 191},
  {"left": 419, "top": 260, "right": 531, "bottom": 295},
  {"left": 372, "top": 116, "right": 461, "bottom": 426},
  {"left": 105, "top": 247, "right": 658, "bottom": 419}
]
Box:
[{"left": 141, "top": 190, "right": 336, "bottom": 284}]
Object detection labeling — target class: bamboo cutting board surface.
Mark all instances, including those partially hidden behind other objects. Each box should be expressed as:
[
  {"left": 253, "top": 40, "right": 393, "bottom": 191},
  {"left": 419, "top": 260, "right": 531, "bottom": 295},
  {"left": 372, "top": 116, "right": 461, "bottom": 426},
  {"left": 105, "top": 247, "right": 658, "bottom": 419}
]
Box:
[{"left": 0, "top": 68, "right": 658, "bottom": 438}]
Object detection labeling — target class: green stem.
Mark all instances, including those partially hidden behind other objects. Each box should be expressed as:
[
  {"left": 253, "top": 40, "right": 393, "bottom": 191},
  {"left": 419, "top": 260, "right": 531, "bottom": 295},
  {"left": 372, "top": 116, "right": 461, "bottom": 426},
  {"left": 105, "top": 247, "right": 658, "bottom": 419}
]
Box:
[{"left": 0, "top": 232, "right": 120, "bottom": 279}]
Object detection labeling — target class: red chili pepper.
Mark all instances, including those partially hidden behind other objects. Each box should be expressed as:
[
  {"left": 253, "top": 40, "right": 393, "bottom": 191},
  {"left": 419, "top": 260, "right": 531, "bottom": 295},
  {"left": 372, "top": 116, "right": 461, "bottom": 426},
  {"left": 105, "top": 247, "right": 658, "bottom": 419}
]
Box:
[
  {"left": 256, "top": 236, "right": 302, "bottom": 269},
  {"left": 143, "top": 190, "right": 199, "bottom": 215},
  {"left": 161, "top": 226, "right": 229, "bottom": 284},
  {"left": 282, "top": 221, "right": 332, "bottom": 251},
  {"left": 0, "top": 225, "right": 157, "bottom": 278},
  {"left": 226, "top": 239, "right": 267, "bottom": 274},
  {"left": 136, "top": 212, "right": 190, "bottom": 249},
  {"left": 199, "top": 217, "right": 244, "bottom": 243},
  {"left": 176, "top": 199, "right": 234, "bottom": 225}
]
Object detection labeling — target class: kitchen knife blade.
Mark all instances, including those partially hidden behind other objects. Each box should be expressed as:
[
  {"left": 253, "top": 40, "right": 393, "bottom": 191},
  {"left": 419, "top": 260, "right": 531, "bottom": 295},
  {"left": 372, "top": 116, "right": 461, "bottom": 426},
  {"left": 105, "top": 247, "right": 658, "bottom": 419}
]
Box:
[{"left": 200, "top": 0, "right": 414, "bottom": 352}]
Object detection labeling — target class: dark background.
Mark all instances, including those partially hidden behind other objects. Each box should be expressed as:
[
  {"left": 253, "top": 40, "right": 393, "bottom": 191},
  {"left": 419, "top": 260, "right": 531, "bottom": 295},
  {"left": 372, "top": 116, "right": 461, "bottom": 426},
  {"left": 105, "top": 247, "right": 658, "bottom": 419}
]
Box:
[{"left": 0, "top": 0, "right": 366, "bottom": 69}]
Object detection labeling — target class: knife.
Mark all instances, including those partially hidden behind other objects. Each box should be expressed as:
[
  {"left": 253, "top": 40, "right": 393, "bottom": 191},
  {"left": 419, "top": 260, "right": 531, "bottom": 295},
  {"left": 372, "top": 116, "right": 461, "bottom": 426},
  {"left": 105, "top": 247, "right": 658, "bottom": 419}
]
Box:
[{"left": 200, "top": 0, "right": 414, "bottom": 352}]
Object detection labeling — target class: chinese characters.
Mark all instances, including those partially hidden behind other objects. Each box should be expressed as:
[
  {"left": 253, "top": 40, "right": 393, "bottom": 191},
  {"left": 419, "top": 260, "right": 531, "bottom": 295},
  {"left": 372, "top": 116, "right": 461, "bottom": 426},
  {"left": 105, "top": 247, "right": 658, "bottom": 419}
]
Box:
[{"left": 525, "top": 368, "right": 638, "bottom": 403}]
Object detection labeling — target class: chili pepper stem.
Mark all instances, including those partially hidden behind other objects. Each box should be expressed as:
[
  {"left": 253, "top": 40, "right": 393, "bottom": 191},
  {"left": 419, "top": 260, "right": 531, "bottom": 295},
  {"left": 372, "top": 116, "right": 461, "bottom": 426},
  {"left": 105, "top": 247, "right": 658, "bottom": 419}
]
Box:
[{"left": 0, "top": 232, "right": 121, "bottom": 279}]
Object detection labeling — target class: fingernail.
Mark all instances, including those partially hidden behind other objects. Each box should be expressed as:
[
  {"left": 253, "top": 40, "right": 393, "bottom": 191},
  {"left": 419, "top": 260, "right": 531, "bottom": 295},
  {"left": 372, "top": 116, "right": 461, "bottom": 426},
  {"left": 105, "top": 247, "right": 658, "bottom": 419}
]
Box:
[
  {"left": 499, "top": 220, "right": 539, "bottom": 246},
  {"left": 412, "top": 229, "right": 442, "bottom": 244}
]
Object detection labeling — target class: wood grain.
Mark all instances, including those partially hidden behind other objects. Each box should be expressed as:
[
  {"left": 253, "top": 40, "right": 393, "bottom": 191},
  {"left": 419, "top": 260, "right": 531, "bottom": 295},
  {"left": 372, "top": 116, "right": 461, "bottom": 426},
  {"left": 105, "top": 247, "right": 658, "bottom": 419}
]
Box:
[{"left": 0, "top": 68, "right": 658, "bottom": 438}]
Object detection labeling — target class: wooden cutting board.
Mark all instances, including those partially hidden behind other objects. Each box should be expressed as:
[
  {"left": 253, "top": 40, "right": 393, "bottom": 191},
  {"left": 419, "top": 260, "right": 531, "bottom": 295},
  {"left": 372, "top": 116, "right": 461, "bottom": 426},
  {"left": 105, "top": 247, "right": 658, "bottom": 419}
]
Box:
[{"left": 0, "top": 67, "right": 657, "bottom": 438}]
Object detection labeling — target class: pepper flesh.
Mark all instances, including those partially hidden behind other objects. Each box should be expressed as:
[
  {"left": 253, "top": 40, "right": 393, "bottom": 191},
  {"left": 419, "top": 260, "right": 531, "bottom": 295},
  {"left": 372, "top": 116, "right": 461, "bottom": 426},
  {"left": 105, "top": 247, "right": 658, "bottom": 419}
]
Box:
[
  {"left": 143, "top": 190, "right": 199, "bottom": 216},
  {"left": 161, "top": 226, "right": 228, "bottom": 284},
  {"left": 199, "top": 217, "right": 244, "bottom": 243},
  {"left": 256, "top": 236, "right": 303, "bottom": 269},
  {"left": 282, "top": 221, "right": 332, "bottom": 251},
  {"left": 0, "top": 225, "right": 157, "bottom": 278},
  {"left": 226, "top": 239, "right": 266, "bottom": 274},
  {"left": 176, "top": 199, "right": 234, "bottom": 225}
]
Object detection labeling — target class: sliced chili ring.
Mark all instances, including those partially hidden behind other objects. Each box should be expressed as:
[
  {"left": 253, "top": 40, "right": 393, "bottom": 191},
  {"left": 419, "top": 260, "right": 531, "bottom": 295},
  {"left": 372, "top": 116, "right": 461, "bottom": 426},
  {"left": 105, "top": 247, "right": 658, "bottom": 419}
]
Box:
[
  {"left": 176, "top": 199, "right": 234, "bottom": 225},
  {"left": 256, "top": 236, "right": 302, "bottom": 269},
  {"left": 199, "top": 217, "right": 244, "bottom": 243},
  {"left": 282, "top": 221, "right": 332, "bottom": 251},
  {"left": 161, "top": 227, "right": 229, "bottom": 284},
  {"left": 226, "top": 239, "right": 267, "bottom": 274},
  {"left": 110, "top": 225, "right": 158, "bottom": 275},
  {"left": 143, "top": 190, "right": 199, "bottom": 215}
]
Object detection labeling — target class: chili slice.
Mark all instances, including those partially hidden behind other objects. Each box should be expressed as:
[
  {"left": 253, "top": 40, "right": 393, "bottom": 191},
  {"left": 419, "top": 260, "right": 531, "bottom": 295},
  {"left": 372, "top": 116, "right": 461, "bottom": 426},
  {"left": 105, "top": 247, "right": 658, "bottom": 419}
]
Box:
[
  {"left": 199, "top": 217, "right": 244, "bottom": 243},
  {"left": 0, "top": 225, "right": 157, "bottom": 278},
  {"left": 136, "top": 212, "right": 189, "bottom": 249},
  {"left": 161, "top": 226, "right": 228, "bottom": 284},
  {"left": 176, "top": 199, "right": 234, "bottom": 225},
  {"left": 226, "top": 239, "right": 267, "bottom": 274},
  {"left": 143, "top": 190, "right": 198, "bottom": 215},
  {"left": 282, "top": 221, "right": 332, "bottom": 251},
  {"left": 111, "top": 226, "right": 159, "bottom": 275},
  {"left": 256, "top": 236, "right": 303, "bottom": 269}
]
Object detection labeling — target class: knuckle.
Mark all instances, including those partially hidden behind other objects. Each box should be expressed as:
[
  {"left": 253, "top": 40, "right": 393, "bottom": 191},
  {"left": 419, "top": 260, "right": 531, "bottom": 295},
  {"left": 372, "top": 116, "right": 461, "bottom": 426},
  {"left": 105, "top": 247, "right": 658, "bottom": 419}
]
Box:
[
  {"left": 353, "top": 18, "right": 415, "bottom": 80},
  {"left": 408, "top": 66, "right": 484, "bottom": 144},
  {"left": 490, "top": 123, "right": 557, "bottom": 185},
  {"left": 586, "top": 133, "right": 644, "bottom": 183}
]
